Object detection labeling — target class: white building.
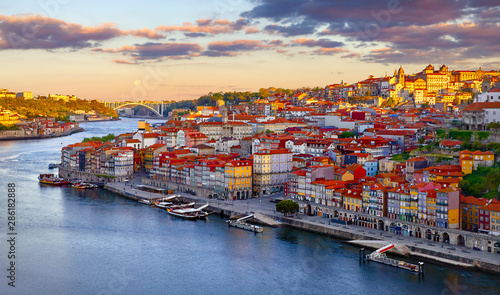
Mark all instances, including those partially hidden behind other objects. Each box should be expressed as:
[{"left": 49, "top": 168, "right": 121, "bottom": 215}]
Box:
[
  {"left": 477, "top": 88, "right": 500, "bottom": 103},
  {"left": 113, "top": 150, "right": 134, "bottom": 176}
]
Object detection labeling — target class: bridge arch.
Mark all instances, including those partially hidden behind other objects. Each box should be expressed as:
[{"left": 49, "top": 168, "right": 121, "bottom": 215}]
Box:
[{"left": 114, "top": 102, "right": 162, "bottom": 117}]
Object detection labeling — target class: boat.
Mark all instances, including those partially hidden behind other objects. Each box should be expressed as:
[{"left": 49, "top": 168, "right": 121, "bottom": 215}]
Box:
[
  {"left": 38, "top": 174, "right": 63, "bottom": 186},
  {"left": 72, "top": 182, "right": 97, "bottom": 189},
  {"left": 167, "top": 208, "right": 199, "bottom": 220},
  {"left": 153, "top": 195, "right": 185, "bottom": 209},
  {"left": 48, "top": 163, "right": 57, "bottom": 169},
  {"left": 167, "top": 204, "right": 209, "bottom": 221},
  {"left": 155, "top": 201, "right": 174, "bottom": 209}
]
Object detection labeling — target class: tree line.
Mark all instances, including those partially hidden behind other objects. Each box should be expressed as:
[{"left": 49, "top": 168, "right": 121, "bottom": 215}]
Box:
[{"left": 0, "top": 98, "right": 118, "bottom": 120}]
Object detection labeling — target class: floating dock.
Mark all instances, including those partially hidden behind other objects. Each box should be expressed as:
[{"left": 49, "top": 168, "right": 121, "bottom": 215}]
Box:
[
  {"left": 361, "top": 244, "right": 424, "bottom": 274},
  {"left": 227, "top": 214, "right": 263, "bottom": 233}
]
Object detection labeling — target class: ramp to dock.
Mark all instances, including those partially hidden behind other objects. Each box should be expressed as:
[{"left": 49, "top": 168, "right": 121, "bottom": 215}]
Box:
[
  {"left": 348, "top": 240, "right": 410, "bottom": 256},
  {"left": 253, "top": 213, "right": 280, "bottom": 227}
]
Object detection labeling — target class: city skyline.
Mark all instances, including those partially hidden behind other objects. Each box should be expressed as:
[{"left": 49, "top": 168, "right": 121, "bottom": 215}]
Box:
[{"left": 1, "top": 0, "right": 500, "bottom": 101}]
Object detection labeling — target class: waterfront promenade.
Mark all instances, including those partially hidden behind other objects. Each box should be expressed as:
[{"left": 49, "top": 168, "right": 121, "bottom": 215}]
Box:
[{"left": 106, "top": 179, "right": 500, "bottom": 275}]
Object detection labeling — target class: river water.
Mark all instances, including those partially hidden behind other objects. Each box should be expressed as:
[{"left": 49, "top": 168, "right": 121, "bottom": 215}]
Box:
[{"left": 0, "top": 118, "right": 498, "bottom": 295}]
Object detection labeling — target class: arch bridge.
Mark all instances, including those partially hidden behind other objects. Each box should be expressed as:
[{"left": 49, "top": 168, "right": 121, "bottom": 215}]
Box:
[{"left": 103, "top": 101, "right": 167, "bottom": 117}]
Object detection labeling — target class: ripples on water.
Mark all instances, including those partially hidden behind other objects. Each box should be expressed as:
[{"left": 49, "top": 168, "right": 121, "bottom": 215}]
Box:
[{"left": 0, "top": 118, "right": 498, "bottom": 295}]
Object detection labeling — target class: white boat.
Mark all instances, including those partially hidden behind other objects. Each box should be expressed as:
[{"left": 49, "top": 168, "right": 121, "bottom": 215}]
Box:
[
  {"left": 226, "top": 214, "right": 263, "bottom": 233},
  {"left": 167, "top": 204, "right": 209, "bottom": 221}
]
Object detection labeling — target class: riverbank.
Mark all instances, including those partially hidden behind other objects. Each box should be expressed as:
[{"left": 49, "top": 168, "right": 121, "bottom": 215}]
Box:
[
  {"left": 104, "top": 180, "right": 500, "bottom": 275},
  {"left": 74, "top": 117, "right": 120, "bottom": 123},
  {"left": 0, "top": 127, "right": 84, "bottom": 141}
]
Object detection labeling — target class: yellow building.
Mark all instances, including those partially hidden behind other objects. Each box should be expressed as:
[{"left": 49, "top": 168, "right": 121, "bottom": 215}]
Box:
[
  {"left": 460, "top": 150, "right": 495, "bottom": 175},
  {"left": 342, "top": 189, "right": 363, "bottom": 212},
  {"left": 225, "top": 160, "right": 252, "bottom": 200},
  {"left": 409, "top": 183, "right": 426, "bottom": 223},
  {"left": 459, "top": 150, "right": 473, "bottom": 175},
  {"left": 144, "top": 144, "right": 166, "bottom": 173},
  {"left": 425, "top": 190, "right": 437, "bottom": 227}
]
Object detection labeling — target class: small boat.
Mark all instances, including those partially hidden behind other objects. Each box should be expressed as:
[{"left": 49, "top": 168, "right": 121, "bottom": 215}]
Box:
[
  {"left": 48, "top": 163, "right": 57, "bottom": 169},
  {"left": 72, "top": 182, "right": 97, "bottom": 189}
]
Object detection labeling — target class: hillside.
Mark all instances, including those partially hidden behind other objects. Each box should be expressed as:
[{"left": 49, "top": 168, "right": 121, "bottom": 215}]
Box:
[
  {"left": 0, "top": 98, "right": 118, "bottom": 120},
  {"left": 459, "top": 166, "right": 500, "bottom": 200}
]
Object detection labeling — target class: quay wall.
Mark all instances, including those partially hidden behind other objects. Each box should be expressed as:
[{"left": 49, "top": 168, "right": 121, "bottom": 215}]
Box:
[
  {"left": 409, "top": 246, "right": 500, "bottom": 274},
  {"left": 104, "top": 184, "right": 141, "bottom": 201},
  {"left": 102, "top": 183, "right": 500, "bottom": 275}
]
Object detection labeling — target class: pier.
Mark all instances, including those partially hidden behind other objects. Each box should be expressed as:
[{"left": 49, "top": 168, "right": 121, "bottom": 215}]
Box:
[{"left": 227, "top": 214, "right": 264, "bottom": 233}]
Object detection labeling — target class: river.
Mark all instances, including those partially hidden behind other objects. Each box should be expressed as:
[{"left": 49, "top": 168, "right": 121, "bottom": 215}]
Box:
[{"left": 0, "top": 118, "right": 498, "bottom": 295}]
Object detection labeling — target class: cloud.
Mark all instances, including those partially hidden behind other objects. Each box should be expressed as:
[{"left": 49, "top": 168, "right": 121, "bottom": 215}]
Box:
[
  {"left": 93, "top": 42, "right": 203, "bottom": 61},
  {"left": 341, "top": 52, "right": 360, "bottom": 59},
  {"left": 263, "top": 20, "right": 317, "bottom": 37},
  {"left": 203, "top": 39, "right": 273, "bottom": 57},
  {"left": 112, "top": 59, "right": 136, "bottom": 65},
  {"left": 355, "top": 21, "right": 500, "bottom": 62},
  {"left": 0, "top": 14, "right": 164, "bottom": 50},
  {"left": 156, "top": 18, "right": 250, "bottom": 36},
  {"left": 311, "top": 48, "right": 349, "bottom": 55},
  {"left": 129, "top": 28, "right": 164, "bottom": 39},
  {"left": 243, "top": 0, "right": 491, "bottom": 29},
  {"left": 243, "top": 0, "right": 500, "bottom": 63},
  {"left": 291, "top": 38, "right": 344, "bottom": 48},
  {"left": 245, "top": 27, "right": 259, "bottom": 34}
]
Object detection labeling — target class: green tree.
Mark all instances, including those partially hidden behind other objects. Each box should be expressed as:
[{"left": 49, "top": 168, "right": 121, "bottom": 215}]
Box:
[
  {"left": 82, "top": 133, "right": 115, "bottom": 143},
  {"left": 472, "top": 141, "right": 485, "bottom": 151},
  {"left": 276, "top": 200, "right": 299, "bottom": 217},
  {"left": 339, "top": 131, "right": 356, "bottom": 138}
]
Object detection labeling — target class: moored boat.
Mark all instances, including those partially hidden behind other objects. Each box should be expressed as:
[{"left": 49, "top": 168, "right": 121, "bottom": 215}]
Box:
[
  {"left": 166, "top": 208, "right": 199, "bottom": 220},
  {"left": 38, "top": 174, "right": 63, "bottom": 186},
  {"left": 167, "top": 204, "right": 209, "bottom": 221},
  {"left": 72, "top": 182, "right": 97, "bottom": 189}
]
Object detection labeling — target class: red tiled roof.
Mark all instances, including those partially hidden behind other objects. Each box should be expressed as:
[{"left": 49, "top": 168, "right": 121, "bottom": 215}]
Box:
[{"left": 463, "top": 102, "right": 500, "bottom": 111}]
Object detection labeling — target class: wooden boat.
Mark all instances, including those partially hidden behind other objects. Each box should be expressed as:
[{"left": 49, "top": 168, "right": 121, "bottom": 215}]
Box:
[
  {"left": 72, "top": 182, "right": 97, "bottom": 189},
  {"left": 167, "top": 208, "right": 199, "bottom": 220},
  {"left": 167, "top": 204, "right": 209, "bottom": 221},
  {"left": 38, "top": 174, "right": 63, "bottom": 186}
]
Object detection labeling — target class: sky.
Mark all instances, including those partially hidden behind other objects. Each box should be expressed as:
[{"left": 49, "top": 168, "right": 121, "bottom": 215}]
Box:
[{"left": 1, "top": 0, "right": 500, "bottom": 101}]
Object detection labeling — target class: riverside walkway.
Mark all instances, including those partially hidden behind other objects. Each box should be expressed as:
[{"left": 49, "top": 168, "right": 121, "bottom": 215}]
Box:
[{"left": 105, "top": 179, "right": 500, "bottom": 274}]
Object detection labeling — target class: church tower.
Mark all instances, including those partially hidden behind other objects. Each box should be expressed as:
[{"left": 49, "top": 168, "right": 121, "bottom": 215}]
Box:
[
  {"left": 397, "top": 65, "right": 405, "bottom": 87},
  {"left": 220, "top": 106, "right": 228, "bottom": 124}
]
